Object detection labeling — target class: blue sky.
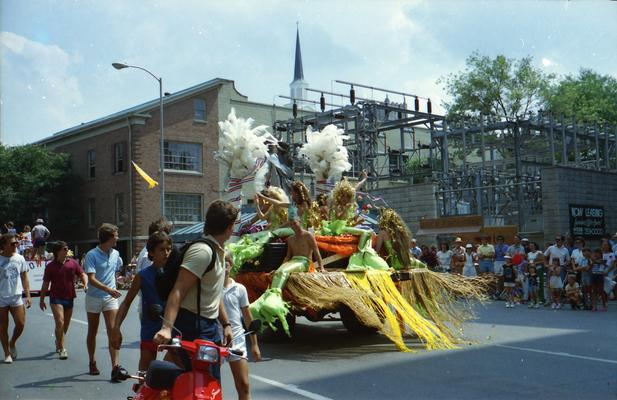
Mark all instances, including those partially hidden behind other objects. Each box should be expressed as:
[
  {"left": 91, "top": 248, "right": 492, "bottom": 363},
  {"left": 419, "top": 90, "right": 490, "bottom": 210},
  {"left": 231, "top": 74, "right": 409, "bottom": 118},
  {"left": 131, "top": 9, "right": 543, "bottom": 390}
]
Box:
[{"left": 1, "top": 0, "right": 616, "bottom": 145}]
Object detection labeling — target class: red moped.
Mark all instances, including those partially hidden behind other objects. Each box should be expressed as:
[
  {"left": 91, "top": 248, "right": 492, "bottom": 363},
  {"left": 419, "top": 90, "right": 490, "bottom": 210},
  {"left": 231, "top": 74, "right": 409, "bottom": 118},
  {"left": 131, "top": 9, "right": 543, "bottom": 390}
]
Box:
[{"left": 118, "top": 306, "right": 260, "bottom": 400}]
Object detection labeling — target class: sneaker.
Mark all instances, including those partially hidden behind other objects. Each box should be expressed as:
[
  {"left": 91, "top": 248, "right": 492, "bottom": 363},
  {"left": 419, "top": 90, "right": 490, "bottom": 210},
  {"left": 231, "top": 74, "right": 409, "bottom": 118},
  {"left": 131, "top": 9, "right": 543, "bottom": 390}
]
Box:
[
  {"left": 9, "top": 345, "right": 17, "bottom": 360},
  {"left": 551, "top": 303, "right": 556, "bottom": 309},
  {"left": 528, "top": 303, "right": 534, "bottom": 308},
  {"left": 59, "top": 349, "right": 68, "bottom": 360},
  {"left": 111, "top": 365, "right": 127, "bottom": 383},
  {"left": 89, "top": 361, "right": 100, "bottom": 376},
  {"left": 505, "top": 302, "right": 510, "bottom": 308},
  {"left": 534, "top": 303, "right": 540, "bottom": 308},
  {"left": 4, "top": 355, "right": 12, "bottom": 364}
]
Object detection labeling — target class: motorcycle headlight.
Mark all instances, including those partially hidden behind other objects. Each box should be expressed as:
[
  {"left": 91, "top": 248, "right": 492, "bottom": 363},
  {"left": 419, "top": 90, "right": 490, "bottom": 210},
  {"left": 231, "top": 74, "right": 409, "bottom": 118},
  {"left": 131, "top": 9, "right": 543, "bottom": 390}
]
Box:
[{"left": 197, "top": 345, "right": 219, "bottom": 363}]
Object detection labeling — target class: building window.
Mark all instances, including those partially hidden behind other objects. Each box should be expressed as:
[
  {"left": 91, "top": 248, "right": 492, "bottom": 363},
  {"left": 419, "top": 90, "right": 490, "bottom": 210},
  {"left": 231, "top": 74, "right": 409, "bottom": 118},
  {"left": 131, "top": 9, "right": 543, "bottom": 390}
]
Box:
[
  {"left": 113, "top": 142, "right": 126, "bottom": 174},
  {"left": 165, "top": 193, "right": 202, "bottom": 223},
  {"left": 347, "top": 148, "right": 361, "bottom": 175},
  {"left": 87, "top": 150, "right": 96, "bottom": 178},
  {"left": 193, "top": 99, "right": 206, "bottom": 121},
  {"left": 115, "top": 193, "right": 125, "bottom": 225},
  {"left": 164, "top": 142, "right": 202, "bottom": 172},
  {"left": 389, "top": 149, "right": 409, "bottom": 176},
  {"left": 87, "top": 198, "right": 96, "bottom": 227}
]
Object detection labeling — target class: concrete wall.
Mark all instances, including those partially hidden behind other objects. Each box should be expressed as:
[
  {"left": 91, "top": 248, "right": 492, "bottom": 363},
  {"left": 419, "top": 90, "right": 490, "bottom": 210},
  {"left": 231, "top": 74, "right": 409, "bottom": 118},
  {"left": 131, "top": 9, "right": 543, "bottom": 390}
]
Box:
[
  {"left": 541, "top": 166, "right": 617, "bottom": 245},
  {"left": 370, "top": 183, "right": 438, "bottom": 243}
]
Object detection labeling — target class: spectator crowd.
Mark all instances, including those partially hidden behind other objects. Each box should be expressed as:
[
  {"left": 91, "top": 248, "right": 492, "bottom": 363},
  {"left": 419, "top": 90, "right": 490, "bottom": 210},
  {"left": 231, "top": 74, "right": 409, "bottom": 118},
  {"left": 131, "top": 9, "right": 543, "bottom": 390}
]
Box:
[{"left": 426, "top": 232, "right": 617, "bottom": 311}]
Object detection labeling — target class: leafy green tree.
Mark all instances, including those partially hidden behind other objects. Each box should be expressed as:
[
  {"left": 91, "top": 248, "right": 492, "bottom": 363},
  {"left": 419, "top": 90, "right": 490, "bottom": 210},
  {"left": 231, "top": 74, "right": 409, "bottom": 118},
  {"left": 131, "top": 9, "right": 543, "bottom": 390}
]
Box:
[
  {"left": 0, "top": 144, "right": 76, "bottom": 233},
  {"left": 439, "top": 53, "right": 554, "bottom": 120},
  {"left": 545, "top": 69, "right": 617, "bottom": 125}
]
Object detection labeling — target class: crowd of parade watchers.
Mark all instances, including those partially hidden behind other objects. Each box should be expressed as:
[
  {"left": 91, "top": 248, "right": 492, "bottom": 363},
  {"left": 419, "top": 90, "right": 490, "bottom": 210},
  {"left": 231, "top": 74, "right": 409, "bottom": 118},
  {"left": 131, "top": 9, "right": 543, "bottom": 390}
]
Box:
[
  {"left": 4, "top": 219, "right": 617, "bottom": 312},
  {"left": 416, "top": 233, "right": 617, "bottom": 311}
]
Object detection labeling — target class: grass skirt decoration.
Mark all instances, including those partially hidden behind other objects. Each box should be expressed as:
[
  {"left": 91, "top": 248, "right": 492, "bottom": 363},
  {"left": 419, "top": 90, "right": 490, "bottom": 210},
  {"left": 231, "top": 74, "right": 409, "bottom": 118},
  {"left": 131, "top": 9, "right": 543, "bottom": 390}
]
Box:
[{"left": 236, "top": 268, "right": 490, "bottom": 351}]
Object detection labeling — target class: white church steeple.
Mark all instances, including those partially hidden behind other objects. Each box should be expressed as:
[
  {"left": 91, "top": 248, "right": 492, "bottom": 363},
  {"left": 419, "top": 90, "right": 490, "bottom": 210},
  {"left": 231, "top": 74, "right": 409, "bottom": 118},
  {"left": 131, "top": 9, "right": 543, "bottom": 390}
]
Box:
[{"left": 290, "top": 25, "right": 308, "bottom": 102}]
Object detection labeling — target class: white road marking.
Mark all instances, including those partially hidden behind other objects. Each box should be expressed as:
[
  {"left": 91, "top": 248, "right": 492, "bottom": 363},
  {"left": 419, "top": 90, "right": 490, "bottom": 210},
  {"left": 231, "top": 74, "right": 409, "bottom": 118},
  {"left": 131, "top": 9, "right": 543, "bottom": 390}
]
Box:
[
  {"left": 496, "top": 344, "right": 617, "bottom": 365},
  {"left": 44, "top": 313, "right": 88, "bottom": 326},
  {"left": 250, "top": 374, "right": 334, "bottom": 400}
]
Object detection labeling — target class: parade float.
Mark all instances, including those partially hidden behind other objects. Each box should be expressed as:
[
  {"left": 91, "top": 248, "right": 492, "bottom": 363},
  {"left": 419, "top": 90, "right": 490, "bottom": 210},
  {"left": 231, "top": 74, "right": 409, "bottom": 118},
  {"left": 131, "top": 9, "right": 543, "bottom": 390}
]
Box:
[{"left": 216, "top": 109, "right": 489, "bottom": 352}]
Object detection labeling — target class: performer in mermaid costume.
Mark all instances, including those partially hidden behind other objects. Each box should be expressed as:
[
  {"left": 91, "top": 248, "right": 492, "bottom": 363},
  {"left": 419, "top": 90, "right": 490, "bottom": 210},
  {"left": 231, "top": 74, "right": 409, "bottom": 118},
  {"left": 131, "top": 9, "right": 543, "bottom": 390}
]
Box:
[
  {"left": 248, "top": 211, "right": 325, "bottom": 333},
  {"left": 375, "top": 208, "right": 427, "bottom": 270},
  {"left": 289, "top": 181, "right": 317, "bottom": 229},
  {"left": 321, "top": 178, "right": 389, "bottom": 271},
  {"left": 227, "top": 187, "right": 293, "bottom": 276}
]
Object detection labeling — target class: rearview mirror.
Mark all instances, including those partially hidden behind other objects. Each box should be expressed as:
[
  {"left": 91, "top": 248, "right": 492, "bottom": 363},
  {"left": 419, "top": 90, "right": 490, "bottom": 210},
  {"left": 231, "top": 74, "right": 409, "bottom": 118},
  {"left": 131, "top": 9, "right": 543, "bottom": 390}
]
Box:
[{"left": 247, "top": 319, "right": 261, "bottom": 334}]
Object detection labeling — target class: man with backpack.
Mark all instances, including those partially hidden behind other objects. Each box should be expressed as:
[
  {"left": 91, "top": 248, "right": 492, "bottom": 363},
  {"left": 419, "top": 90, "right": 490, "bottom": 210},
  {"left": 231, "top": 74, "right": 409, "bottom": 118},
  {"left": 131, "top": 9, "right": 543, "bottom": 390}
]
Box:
[{"left": 153, "top": 200, "right": 237, "bottom": 350}]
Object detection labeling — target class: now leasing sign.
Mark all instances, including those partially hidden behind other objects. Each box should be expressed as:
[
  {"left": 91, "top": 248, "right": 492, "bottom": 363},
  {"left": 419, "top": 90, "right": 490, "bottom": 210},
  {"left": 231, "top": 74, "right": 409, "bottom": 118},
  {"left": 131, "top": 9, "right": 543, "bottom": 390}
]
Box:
[{"left": 569, "top": 204, "right": 605, "bottom": 239}]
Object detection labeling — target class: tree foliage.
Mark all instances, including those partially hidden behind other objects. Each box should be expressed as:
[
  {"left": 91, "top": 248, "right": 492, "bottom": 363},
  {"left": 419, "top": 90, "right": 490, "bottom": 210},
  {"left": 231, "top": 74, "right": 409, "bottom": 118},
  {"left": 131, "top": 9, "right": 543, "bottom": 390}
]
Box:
[
  {"left": 545, "top": 69, "right": 617, "bottom": 125},
  {"left": 0, "top": 144, "right": 75, "bottom": 231},
  {"left": 439, "top": 53, "right": 554, "bottom": 120}
]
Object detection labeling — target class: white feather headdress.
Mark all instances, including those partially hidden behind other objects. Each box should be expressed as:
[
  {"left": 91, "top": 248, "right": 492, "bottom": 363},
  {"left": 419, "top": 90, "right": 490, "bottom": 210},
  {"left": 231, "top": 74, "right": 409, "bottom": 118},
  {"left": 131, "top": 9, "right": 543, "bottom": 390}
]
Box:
[
  {"left": 216, "top": 108, "right": 271, "bottom": 180},
  {"left": 299, "top": 124, "right": 351, "bottom": 181}
]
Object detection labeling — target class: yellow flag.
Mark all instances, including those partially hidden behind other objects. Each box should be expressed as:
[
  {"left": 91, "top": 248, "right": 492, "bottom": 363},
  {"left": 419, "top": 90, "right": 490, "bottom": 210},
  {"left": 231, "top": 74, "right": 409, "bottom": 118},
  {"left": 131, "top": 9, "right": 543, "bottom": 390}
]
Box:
[{"left": 131, "top": 161, "right": 159, "bottom": 189}]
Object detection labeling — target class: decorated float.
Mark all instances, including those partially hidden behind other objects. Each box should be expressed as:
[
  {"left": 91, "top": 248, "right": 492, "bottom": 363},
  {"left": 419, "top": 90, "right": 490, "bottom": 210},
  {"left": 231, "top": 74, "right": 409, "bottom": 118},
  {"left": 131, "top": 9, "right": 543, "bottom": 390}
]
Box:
[{"left": 216, "top": 109, "right": 490, "bottom": 352}]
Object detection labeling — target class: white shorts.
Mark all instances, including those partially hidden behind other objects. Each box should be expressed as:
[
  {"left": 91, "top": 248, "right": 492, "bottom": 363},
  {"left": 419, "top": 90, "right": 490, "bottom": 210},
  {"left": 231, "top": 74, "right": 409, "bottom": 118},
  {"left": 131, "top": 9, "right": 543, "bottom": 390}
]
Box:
[
  {"left": 494, "top": 261, "right": 505, "bottom": 276},
  {"left": 228, "top": 339, "right": 247, "bottom": 363},
  {"left": 0, "top": 295, "right": 23, "bottom": 308},
  {"left": 85, "top": 295, "right": 119, "bottom": 313},
  {"left": 549, "top": 276, "right": 563, "bottom": 289}
]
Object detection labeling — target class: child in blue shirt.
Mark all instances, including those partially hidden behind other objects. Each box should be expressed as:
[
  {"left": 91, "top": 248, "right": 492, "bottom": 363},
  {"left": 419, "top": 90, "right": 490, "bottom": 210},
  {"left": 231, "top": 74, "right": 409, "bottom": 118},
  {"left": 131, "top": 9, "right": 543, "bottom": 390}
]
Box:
[{"left": 111, "top": 231, "right": 171, "bottom": 372}]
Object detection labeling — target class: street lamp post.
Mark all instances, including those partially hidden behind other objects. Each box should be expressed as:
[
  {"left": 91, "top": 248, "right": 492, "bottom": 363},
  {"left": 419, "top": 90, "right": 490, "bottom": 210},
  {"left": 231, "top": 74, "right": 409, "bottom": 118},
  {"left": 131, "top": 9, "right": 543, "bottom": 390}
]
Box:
[{"left": 112, "top": 63, "right": 165, "bottom": 217}]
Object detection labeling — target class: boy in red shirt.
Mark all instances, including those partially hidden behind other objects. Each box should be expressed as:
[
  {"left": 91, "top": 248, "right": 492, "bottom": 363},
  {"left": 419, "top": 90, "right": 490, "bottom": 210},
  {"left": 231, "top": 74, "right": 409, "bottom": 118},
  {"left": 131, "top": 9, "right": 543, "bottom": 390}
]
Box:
[{"left": 39, "top": 241, "right": 87, "bottom": 359}]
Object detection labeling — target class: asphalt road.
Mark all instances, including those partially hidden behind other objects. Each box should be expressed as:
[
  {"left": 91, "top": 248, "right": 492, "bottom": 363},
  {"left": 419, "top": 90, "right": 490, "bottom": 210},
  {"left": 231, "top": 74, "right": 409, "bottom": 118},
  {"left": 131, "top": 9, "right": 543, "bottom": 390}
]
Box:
[{"left": 1, "top": 292, "right": 615, "bottom": 400}]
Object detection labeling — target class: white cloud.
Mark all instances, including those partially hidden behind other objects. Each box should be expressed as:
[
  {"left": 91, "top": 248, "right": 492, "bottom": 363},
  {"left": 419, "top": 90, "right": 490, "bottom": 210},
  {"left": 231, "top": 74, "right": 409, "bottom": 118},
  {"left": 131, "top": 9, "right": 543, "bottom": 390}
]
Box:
[
  {"left": 1, "top": 0, "right": 615, "bottom": 145},
  {"left": 0, "top": 31, "right": 83, "bottom": 144}
]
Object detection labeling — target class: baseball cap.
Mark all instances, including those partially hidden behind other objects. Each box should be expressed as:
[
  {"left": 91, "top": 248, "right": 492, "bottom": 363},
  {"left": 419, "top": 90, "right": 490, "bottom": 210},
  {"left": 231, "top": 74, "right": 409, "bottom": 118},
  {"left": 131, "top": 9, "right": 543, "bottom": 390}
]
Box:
[
  {"left": 521, "top": 238, "right": 529, "bottom": 242},
  {"left": 465, "top": 244, "right": 473, "bottom": 248},
  {"left": 36, "top": 218, "right": 44, "bottom": 223},
  {"left": 504, "top": 255, "right": 512, "bottom": 260},
  {"left": 454, "top": 237, "right": 462, "bottom": 243}
]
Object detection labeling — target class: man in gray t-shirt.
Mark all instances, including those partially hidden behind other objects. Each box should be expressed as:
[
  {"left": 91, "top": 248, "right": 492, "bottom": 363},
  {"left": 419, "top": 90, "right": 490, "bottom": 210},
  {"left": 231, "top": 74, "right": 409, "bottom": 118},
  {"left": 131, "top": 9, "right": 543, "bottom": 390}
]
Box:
[
  {"left": 506, "top": 234, "right": 526, "bottom": 259},
  {"left": 31, "top": 219, "right": 50, "bottom": 247}
]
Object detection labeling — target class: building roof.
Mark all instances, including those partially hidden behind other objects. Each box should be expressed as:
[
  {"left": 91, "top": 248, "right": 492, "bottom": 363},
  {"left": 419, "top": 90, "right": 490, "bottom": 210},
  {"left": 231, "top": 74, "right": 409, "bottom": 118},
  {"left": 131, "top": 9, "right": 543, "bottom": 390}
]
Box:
[{"left": 35, "top": 77, "right": 236, "bottom": 146}]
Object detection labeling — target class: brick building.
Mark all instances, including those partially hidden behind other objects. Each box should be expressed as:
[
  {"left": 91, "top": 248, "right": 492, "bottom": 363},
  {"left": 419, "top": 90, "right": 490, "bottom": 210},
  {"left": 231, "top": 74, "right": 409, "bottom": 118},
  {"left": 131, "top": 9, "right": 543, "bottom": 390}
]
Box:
[{"left": 37, "top": 79, "right": 295, "bottom": 261}]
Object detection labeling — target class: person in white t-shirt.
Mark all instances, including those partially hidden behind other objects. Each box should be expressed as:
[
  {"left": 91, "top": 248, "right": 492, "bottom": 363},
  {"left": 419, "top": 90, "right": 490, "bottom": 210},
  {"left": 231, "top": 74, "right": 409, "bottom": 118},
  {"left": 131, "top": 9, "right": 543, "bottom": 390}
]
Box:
[
  {"left": 570, "top": 237, "right": 585, "bottom": 269},
  {"left": 462, "top": 244, "right": 477, "bottom": 277},
  {"left": 0, "top": 234, "right": 31, "bottom": 364},
  {"left": 601, "top": 240, "right": 616, "bottom": 300},
  {"left": 436, "top": 243, "right": 453, "bottom": 272},
  {"left": 18, "top": 225, "right": 33, "bottom": 254},
  {"left": 220, "top": 253, "right": 261, "bottom": 400},
  {"left": 544, "top": 235, "right": 571, "bottom": 284}
]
